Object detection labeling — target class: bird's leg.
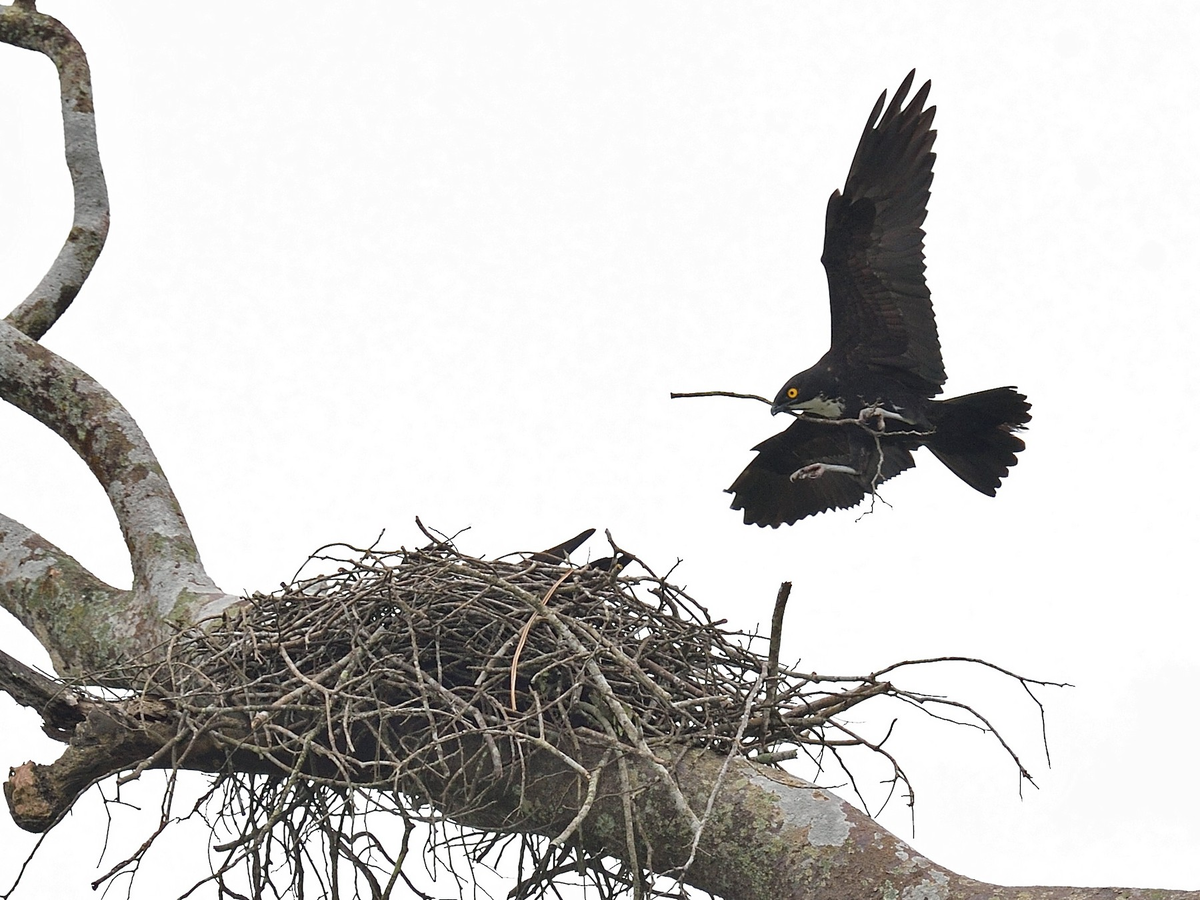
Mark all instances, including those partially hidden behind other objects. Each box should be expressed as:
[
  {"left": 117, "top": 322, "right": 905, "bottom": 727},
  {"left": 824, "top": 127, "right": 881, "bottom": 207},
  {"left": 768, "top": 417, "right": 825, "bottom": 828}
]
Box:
[
  {"left": 790, "top": 462, "right": 860, "bottom": 482},
  {"left": 857, "top": 404, "right": 916, "bottom": 431}
]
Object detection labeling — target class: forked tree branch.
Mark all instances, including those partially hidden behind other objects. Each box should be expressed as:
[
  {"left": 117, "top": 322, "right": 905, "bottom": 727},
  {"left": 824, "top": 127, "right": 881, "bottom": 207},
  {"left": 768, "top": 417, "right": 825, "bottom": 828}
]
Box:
[
  {"left": 0, "top": 325, "right": 231, "bottom": 625},
  {"left": 0, "top": 3, "right": 235, "bottom": 676},
  {"left": 0, "top": 318, "right": 235, "bottom": 675}
]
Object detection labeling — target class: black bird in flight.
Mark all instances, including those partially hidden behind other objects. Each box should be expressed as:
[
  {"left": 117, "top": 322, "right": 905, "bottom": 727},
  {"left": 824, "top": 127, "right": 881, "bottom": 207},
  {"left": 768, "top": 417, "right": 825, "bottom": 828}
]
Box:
[{"left": 727, "top": 72, "right": 1030, "bottom": 527}]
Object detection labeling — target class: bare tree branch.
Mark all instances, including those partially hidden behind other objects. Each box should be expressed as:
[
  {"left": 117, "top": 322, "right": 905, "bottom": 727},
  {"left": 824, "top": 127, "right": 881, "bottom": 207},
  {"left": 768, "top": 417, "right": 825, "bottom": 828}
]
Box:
[
  {"left": 0, "top": 513, "right": 133, "bottom": 678},
  {"left": 0, "top": 645, "right": 84, "bottom": 737},
  {"left": 0, "top": 3, "right": 108, "bottom": 340},
  {"left": 0, "top": 326, "right": 236, "bottom": 664},
  {"left": 6, "top": 686, "right": 1197, "bottom": 900},
  {"left": 0, "top": 3, "right": 236, "bottom": 673}
]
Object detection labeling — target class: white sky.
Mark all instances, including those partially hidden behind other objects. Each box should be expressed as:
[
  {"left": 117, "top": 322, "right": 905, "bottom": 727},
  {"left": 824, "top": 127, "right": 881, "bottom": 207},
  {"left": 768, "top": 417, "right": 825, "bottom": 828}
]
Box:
[{"left": 2, "top": 2, "right": 1198, "bottom": 896}]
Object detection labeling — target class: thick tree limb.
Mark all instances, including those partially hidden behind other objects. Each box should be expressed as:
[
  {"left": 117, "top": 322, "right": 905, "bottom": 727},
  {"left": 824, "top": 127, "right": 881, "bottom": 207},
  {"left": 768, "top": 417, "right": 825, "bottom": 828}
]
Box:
[
  {"left": 0, "top": 326, "right": 236, "bottom": 665},
  {"left": 645, "top": 751, "right": 1198, "bottom": 900},
  {"left": 0, "top": 514, "right": 134, "bottom": 678},
  {"left": 5, "top": 695, "right": 1196, "bottom": 900},
  {"left": 0, "top": 2, "right": 108, "bottom": 340}
]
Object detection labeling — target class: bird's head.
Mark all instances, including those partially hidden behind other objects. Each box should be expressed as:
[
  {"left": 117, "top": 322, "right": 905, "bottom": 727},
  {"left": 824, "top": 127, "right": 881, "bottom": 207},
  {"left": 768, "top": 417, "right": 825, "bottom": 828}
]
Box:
[{"left": 770, "top": 369, "right": 846, "bottom": 418}]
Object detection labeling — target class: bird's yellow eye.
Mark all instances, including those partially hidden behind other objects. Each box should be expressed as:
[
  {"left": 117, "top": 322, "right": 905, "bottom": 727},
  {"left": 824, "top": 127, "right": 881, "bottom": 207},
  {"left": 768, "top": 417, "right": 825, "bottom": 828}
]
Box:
[{"left": 786, "top": 387, "right": 798, "bottom": 399}]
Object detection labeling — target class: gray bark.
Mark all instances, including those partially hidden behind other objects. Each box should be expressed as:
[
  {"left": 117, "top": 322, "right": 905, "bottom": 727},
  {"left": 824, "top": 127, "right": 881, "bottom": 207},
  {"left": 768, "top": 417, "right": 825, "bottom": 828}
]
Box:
[{"left": 0, "top": 3, "right": 235, "bottom": 679}]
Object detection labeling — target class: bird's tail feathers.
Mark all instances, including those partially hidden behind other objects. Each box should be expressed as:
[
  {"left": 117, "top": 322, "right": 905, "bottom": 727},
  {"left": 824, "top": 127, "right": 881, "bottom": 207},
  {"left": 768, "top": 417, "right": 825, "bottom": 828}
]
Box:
[{"left": 926, "top": 387, "right": 1031, "bottom": 496}]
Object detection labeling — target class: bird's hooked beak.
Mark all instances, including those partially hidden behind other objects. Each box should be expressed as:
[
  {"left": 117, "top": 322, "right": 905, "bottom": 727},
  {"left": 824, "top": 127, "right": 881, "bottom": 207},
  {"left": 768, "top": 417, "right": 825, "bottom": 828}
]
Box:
[
  {"left": 770, "top": 393, "right": 805, "bottom": 416},
  {"left": 772, "top": 392, "right": 844, "bottom": 419}
]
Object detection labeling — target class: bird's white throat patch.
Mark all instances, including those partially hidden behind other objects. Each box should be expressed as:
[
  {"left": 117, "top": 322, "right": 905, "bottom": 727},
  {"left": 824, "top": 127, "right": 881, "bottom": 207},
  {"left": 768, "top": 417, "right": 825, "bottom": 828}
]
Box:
[{"left": 797, "top": 393, "right": 846, "bottom": 418}]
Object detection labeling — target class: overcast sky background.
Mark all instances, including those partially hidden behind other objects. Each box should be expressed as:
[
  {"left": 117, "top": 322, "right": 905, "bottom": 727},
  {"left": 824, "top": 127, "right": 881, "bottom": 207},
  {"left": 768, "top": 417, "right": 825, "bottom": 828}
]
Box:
[{"left": 2, "top": 2, "right": 1198, "bottom": 896}]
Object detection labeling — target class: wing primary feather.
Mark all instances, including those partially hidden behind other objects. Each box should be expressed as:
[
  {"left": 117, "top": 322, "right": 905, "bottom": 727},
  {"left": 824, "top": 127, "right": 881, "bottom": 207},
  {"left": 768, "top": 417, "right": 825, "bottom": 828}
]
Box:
[{"left": 821, "top": 70, "right": 945, "bottom": 394}]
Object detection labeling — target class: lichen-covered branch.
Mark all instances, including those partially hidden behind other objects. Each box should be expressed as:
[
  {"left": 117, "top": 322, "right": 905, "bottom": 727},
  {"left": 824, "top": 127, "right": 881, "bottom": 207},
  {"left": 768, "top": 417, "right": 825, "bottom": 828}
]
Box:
[
  {"left": 0, "top": 2, "right": 108, "bottom": 340},
  {"left": 6, "top": 682, "right": 1196, "bottom": 900},
  {"left": 613, "top": 750, "right": 1200, "bottom": 900},
  {"left": 0, "top": 327, "right": 236, "bottom": 664},
  {"left": 0, "top": 513, "right": 135, "bottom": 678},
  {"left": 0, "top": 2, "right": 236, "bottom": 673}
]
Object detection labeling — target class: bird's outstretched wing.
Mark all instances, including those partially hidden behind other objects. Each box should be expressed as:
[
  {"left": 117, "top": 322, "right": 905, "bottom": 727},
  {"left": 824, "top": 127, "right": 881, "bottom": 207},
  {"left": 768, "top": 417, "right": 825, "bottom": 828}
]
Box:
[
  {"left": 726, "top": 419, "right": 915, "bottom": 527},
  {"left": 821, "top": 70, "right": 944, "bottom": 395}
]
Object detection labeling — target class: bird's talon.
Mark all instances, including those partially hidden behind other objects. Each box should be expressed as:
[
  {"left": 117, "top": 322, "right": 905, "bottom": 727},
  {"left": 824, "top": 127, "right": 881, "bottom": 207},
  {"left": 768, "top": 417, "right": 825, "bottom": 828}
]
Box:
[
  {"left": 858, "top": 406, "right": 887, "bottom": 431},
  {"left": 789, "top": 462, "right": 859, "bottom": 483},
  {"left": 790, "top": 463, "right": 827, "bottom": 482}
]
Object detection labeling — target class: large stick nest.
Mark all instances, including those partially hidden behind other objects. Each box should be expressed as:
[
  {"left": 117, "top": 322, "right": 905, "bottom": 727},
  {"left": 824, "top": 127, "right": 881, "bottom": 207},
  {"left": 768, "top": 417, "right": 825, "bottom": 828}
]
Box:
[
  {"left": 161, "top": 536, "right": 886, "bottom": 780},
  {"left": 86, "top": 531, "right": 1047, "bottom": 899}
]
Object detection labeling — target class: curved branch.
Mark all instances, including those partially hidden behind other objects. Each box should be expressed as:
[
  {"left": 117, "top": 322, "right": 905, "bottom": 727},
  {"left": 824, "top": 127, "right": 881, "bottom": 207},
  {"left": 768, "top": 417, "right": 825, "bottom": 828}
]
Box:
[
  {"left": 0, "top": 3, "right": 109, "bottom": 340},
  {"left": 0, "top": 326, "right": 235, "bottom": 662},
  {"left": 0, "top": 6, "right": 234, "bottom": 666}
]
